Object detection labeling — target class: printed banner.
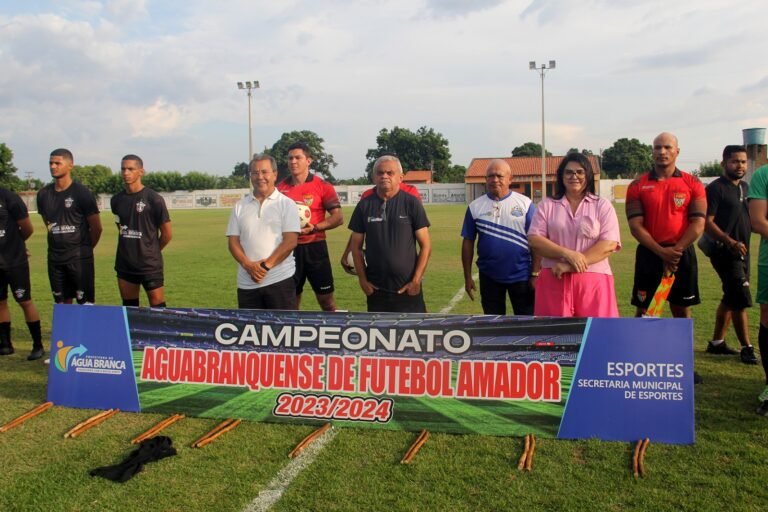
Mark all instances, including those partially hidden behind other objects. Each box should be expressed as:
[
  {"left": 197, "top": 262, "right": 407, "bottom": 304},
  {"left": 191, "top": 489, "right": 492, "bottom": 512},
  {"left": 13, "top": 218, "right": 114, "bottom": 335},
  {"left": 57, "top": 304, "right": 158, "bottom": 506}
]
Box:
[{"left": 47, "top": 306, "right": 695, "bottom": 444}]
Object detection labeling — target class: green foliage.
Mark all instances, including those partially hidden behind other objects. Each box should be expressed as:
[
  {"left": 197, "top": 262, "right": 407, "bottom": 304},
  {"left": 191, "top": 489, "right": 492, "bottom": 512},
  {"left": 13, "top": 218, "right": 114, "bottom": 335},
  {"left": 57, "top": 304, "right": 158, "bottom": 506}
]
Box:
[
  {"left": 437, "top": 164, "right": 466, "bottom": 183},
  {"left": 0, "top": 142, "right": 24, "bottom": 191},
  {"left": 365, "top": 126, "right": 452, "bottom": 181},
  {"left": 602, "top": 138, "right": 653, "bottom": 178},
  {"left": 182, "top": 171, "right": 218, "bottom": 191},
  {"left": 696, "top": 160, "right": 722, "bottom": 177},
  {"left": 568, "top": 147, "right": 595, "bottom": 157},
  {"left": 337, "top": 175, "right": 372, "bottom": 185},
  {"left": 71, "top": 165, "right": 118, "bottom": 194},
  {"left": 265, "top": 130, "right": 338, "bottom": 183},
  {"left": 512, "top": 142, "right": 552, "bottom": 157},
  {"left": 231, "top": 161, "right": 249, "bottom": 179},
  {"left": 142, "top": 171, "right": 184, "bottom": 192}
]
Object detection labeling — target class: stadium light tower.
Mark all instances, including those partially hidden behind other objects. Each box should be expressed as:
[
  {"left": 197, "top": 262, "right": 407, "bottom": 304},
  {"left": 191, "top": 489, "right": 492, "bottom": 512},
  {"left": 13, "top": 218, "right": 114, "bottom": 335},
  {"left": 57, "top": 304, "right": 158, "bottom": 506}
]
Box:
[
  {"left": 237, "top": 80, "right": 260, "bottom": 162},
  {"left": 529, "top": 60, "right": 555, "bottom": 200}
]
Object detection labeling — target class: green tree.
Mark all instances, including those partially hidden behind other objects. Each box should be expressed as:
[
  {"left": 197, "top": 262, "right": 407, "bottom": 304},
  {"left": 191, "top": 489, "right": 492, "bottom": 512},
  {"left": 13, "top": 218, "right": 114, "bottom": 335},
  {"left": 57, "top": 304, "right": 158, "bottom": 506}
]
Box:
[
  {"left": 143, "top": 171, "right": 184, "bottom": 192},
  {"left": 695, "top": 160, "right": 722, "bottom": 177},
  {"left": 601, "top": 138, "right": 653, "bottom": 178},
  {"left": 72, "top": 164, "right": 113, "bottom": 193},
  {"left": 231, "top": 162, "right": 249, "bottom": 180},
  {"left": 265, "top": 130, "right": 338, "bottom": 183},
  {"left": 365, "top": 126, "right": 451, "bottom": 180},
  {"left": 182, "top": 171, "right": 218, "bottom": 191},
  {"left": 567, "top": 147, "right": 595, "bottom": 157},
  {"left": 512, "top": 142, "right": 552, "bottom": 157},
  {"left": 438, "top": 164, "right": 466, "bottom": 183},
  {"left": 0, "top": 143, "right": 24, "bottom": 190},
  {"left": 337, "top": 175, "right": 371, "bottom": 185}
]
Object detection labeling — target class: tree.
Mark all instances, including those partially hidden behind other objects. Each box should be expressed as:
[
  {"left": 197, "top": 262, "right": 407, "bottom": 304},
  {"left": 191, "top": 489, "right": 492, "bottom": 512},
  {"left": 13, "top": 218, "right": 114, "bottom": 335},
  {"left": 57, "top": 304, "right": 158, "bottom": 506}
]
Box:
[
  {"left": 0, "top": 143, "right": 20, "bottom": 189},
  {"left": 567, "top": 147, "right": 595, "bottom": 156},
  {"left": 601, "top": 138, "right": 653, "bottom": 178},
  {"left": 365, "top": 126, "right": 451, "bottom": 180},
  {"left": 231, "top": 161, "right": 249, "bottom": 180},
  {"left": 512, "top": 142, "right": 552, "bottom": 157},
  {"left": 72, "top": 165, "right": 113, "bottom": 193},
  {"left": 265, "top": 130, "right": 338, "bottom": 183},
  {"left": 182, "top": 171, "right": 218, "bottom": 191},
  {"left": 439, "top": 164, "right": 467, "bottom": 183},
  {"left": 695, "top": 160, "right": 722, "bottom": 178}
]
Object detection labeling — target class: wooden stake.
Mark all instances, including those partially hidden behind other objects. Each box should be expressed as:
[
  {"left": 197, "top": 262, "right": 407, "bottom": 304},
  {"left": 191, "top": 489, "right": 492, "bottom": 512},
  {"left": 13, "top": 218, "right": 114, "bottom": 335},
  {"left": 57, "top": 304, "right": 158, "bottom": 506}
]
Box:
[
  {"left": 525, "top": 435, "right": 536, "bottom": 471},
  {"left": 517, "top": 434, "right": 531, "bottom": 470},
  {"left": 192, "top": 419, "right": 241, "bottom": 448},
  {"left": 65, "top": 409, "right": 120, "bottom": 438},
  {"left": 400, "top": 429, "right": 430, "bottom": 464},
  {"left": 0, "top": 402, "right": 54, "bottom": 433},
  {"left": 632, "top": 439, "right": 643, "bottom": 478},
  {"left": 289, "top": 423, "right": 332, "bottom": 458},
  {"left": 638, "top": 438, "right": 650, "bottom": 477},
  {"left": 131, "top": 414, "right": 185, "bottom": 444}
]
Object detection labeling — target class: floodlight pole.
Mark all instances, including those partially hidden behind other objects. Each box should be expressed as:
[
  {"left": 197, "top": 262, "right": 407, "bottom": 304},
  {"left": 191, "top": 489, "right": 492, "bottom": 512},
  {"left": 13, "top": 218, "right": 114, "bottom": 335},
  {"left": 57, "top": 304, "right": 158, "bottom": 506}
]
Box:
[
  {"left": 529, "top": 60, "right": 555, "bottom": 200},
  {"left": 237, "top": 80, "right": 260, "bottom": 162}
]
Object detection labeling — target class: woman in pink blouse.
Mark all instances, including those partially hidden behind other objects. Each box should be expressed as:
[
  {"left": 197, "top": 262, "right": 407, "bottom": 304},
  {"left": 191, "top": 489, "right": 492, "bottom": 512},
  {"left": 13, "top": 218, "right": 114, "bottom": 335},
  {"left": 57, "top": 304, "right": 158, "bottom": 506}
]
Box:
[{"left": 528, "top": 152, "right": 621, "bottom": 317}]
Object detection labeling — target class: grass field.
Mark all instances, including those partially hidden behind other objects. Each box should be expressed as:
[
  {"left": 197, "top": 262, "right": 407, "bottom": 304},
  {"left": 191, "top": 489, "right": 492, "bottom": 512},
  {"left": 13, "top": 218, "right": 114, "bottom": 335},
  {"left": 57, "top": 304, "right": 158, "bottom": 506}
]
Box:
[{"left": 1, "top": 204, "right": 768, "bottom": 511}]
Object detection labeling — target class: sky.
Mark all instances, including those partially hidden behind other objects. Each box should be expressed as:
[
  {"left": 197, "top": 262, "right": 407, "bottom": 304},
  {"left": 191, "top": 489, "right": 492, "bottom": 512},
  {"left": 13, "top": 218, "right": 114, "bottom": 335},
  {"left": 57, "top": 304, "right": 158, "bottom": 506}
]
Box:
[{"left": 1, "top": 0, "right": 766, "bottom": 181}]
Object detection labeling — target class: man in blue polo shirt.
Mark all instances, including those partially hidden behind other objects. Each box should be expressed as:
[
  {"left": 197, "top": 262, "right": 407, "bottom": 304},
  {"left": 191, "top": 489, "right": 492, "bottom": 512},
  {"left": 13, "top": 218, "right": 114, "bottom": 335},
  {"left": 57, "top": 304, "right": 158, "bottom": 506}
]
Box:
[{"left": 461, "top": 159, "right": 539, "bottom": 315}]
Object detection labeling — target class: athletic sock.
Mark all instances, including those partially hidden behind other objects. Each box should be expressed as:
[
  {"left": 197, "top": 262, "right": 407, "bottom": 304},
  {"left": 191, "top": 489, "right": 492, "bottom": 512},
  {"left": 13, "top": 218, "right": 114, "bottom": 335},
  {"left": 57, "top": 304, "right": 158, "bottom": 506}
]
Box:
[
  {"left": 0, "top": 321, "right": 11, "bottom": 348},
  {"left": 150, "top": 302, "right": 166, "bottom": 308},
  {"left": 710, "top": 339, "right": 724, "bottom": 346},
  {"left": 122, "top": 299, "right": 140, "bottom": 307},
  {"left": 759, "top": 325, "right": 768, "bottom": 385},
  {"left": 27, "top": 321, "right": 42, "bottom": 349}
]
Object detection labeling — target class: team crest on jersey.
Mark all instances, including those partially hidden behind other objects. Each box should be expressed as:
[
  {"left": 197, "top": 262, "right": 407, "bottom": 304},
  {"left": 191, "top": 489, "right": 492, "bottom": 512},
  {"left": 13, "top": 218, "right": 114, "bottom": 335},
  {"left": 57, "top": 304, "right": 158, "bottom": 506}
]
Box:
[
  {"left": 13, "top": 288, "right": 25, "bottom": 299},
  {"left": 637, "top": 290, "right": 647, "bottom": 303},
  {"left": 64, "top": 197, "right": 74, "bottom": 208},
  {"left": 136, "top": 200, "right": 146, "bottom": 213},
  {"left": 302, "top": 194, "right": 313, "bottom": 206},
  {"left": 673, "top": 193, "right": 686, "bottom": 208},
  {"left": 510, "top": 205, "right": 524, "bottom": 217}
]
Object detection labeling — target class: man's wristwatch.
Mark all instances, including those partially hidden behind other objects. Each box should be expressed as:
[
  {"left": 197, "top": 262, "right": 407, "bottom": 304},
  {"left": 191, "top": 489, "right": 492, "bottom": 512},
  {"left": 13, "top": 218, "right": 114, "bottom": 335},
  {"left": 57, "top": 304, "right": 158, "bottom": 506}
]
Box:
[{"left": 260, "top": 261, "right": 271, "bottom": 271}]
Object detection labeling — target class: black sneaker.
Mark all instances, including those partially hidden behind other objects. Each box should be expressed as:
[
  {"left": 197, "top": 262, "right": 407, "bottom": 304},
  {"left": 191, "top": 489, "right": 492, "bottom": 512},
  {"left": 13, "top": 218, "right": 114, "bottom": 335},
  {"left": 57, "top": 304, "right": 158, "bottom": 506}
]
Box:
[
  {"left": 694, "top": 372, "right": 703, "bottom": 384},
  {"left": 741, "top": 346, "right": 759, "bottom": 365},
  {"left": 27, "top": 347, "right": 44, "bottom": 361},
  {"left": 757, "top": 400, "right": 768, "bottom": 416},
  {"left": 0, "top": 344, "right": 13, "bottom": 356},
  {"left": 706, "top": 341, "right": 738, "bottom": 355}
]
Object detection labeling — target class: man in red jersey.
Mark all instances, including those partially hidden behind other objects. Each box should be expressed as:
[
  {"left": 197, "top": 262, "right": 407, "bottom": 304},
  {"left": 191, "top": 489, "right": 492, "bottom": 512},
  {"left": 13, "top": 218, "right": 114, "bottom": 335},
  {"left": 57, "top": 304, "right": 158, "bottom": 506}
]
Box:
[
  {"left": 626, "top": 132, "right": 706, "bottom": 318},
  {"left": 277, "top": 141, "right": 343, "bottom": 311}
]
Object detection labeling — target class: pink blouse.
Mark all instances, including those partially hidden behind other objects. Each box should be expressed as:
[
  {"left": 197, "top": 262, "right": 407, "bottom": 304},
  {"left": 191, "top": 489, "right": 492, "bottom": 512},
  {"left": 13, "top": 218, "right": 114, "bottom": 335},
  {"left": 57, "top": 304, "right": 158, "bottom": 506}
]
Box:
[{"left": 528, "top": 193, "right": 621, "bottom": 275}]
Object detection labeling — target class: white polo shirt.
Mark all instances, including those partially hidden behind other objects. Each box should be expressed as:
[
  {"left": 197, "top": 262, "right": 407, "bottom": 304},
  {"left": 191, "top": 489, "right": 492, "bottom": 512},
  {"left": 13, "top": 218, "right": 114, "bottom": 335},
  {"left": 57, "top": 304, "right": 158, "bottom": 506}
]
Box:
[{"left": 226, "top": 189, "right": 300, "bottom": 289}]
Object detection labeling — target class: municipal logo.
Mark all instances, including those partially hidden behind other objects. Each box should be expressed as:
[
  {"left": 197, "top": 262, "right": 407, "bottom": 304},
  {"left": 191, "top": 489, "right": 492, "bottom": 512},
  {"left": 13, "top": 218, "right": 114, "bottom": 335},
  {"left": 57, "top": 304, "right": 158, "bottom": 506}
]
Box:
[
  {"left": 136, "top": 200, "right": 146, "bottom": 213},
  {"left": 54, "top": 340, "right": 88, "bottom": 372},
  {"left": 54, "top": 340, "right": 127, "bottom": 375},
  {"left": 64, "top": 197, "right": 74, "bottom": 208}
]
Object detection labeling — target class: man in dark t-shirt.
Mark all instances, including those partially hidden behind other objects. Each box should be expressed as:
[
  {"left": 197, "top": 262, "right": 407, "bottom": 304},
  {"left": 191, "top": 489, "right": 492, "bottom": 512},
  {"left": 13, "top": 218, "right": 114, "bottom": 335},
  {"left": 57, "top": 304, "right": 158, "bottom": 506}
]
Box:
[
  {"left": 348, "top": 155, "right": 431, "bottom": 313},
  {"left": 703, "top": 145, "right": 756, "bottom": 364},
  {"left": 0, "top": 189, "right": 44, "bottom": 360},
  {"left": 111, "top": 154, "right": 172, "bottom": 307},
  {"left": 37, "top": 148, "right": 102, "bottom": 304}
]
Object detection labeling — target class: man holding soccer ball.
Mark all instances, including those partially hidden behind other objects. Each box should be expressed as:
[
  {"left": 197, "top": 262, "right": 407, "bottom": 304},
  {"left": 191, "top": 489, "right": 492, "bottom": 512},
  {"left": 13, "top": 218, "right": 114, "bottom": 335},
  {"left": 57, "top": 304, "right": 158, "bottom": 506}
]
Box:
[{"left": 277, "top": 141, "right": 343, "bottom": 311}]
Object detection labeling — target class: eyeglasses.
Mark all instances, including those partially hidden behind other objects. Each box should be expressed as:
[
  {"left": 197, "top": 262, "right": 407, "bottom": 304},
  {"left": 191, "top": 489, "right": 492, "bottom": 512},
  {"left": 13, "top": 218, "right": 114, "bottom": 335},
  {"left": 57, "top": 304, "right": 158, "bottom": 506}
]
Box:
[
  {"left": 486, "top": 173, "right": 506, "bottom": 180},
  {"left": 564, "top": 169, "right": 586, "bottom": 178},
  {"left": 249, "top": 170, "right": 274, "bottom": 177}
]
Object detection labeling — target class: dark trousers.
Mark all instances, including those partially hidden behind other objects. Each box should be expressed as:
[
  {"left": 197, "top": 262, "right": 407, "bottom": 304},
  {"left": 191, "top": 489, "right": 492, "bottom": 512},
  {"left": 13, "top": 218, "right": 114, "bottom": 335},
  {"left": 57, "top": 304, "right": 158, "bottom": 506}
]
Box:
[
  {"left": 366, "top": 289, "right": 426, "bottom": 313},
  {"left": 479, "top": 273, "right": 534, "bottom": 315},
  {"left": 237, "top": 277, "right": 296, "bottom": 310}
]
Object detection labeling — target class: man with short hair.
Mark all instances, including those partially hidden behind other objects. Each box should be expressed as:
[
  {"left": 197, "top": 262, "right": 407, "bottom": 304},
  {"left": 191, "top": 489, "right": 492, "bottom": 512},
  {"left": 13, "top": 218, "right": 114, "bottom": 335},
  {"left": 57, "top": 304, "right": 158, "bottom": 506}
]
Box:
[
  {"left": 227, "top": 154, "right": 299, "bottom": 310},
  {"left": 37, "top": 148, "right": 102, "bottom": 304},
  {"left": 348, "top": 155, "right": 431, "bottom": 313},
  {"left": 746, "top": 160, "right": 768, "bottom": 413},
  {"left": 111, "top": 155, "right": 172, "bottom": 307},
  {"left": 461, "top": 159, "right": 539, "bottom": 315},
  {"left": 626, "top": 132, "right": 706, "bottom": 319},
  {"left": 703, "top": 145, "right": 756, "bottom": 363},
  {"left": 0, "top": 188, "right": 44, "bottom": 360},
  {"left": 277, "top": 141, "right": 342, "bottom": 311}
]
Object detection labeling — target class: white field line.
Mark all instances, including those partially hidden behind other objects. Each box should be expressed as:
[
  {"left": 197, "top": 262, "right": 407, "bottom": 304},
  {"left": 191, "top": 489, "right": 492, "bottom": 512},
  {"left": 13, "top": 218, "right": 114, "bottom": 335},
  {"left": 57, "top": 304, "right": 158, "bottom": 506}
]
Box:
[
  {"left": 439, "top": 272, "right": 477, "bottom": 314},
  {"left": 245, "top": 275, "right": 473, "bottom": 511},
  {"left": 243, "top": 428, "right": 338, "bottom": 512}
]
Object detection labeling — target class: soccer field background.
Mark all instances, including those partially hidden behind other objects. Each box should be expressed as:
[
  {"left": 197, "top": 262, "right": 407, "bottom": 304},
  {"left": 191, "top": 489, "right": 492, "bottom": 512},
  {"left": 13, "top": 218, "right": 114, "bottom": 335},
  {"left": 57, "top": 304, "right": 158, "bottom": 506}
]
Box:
[{"left": 1, "top": 204, "right": 767, "bottom": 511}]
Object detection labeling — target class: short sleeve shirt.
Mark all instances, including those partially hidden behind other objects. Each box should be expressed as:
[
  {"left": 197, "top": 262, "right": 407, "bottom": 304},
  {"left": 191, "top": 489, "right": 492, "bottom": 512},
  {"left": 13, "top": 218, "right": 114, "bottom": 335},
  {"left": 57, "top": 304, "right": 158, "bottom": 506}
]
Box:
[
  {"left": 705, "top": 176, "right": 750, "bottom": 245},
  {"left": 111, "top": 187, "right": 170, "bottom": 275},
  {"left": 37, "top": 181, "right": 100, "bottom": 263},
  {"left": 0, "top": 188, "right": 30, "bottom": 269},
  {"left": 528, "top": 194, "right": 621, "bottom": 275},
  {"left": 348, "top": 191, "right": 430, "bottom": 291},
  {"left": 625, "top": 169, "right": 706, "bottom": 245},
  {"left": 277, "top": 173, "right": 341, "bottom": 244},
  {"left": 226, "top": 189, "right": 300, "bottom": 289}
]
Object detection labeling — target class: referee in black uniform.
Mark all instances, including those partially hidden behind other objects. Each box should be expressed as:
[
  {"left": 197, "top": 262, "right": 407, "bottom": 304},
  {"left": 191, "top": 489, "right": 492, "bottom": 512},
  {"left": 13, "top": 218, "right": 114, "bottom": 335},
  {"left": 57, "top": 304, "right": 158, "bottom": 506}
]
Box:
[{"left": 111, "top": 155, "right": 172, "bottom": 307}]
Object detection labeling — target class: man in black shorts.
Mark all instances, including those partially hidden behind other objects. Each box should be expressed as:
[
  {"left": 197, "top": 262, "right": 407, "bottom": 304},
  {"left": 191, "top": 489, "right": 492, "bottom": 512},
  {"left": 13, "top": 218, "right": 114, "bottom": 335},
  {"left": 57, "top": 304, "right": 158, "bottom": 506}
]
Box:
[
  {"left": 111, "top": 155, "right": 172, "bottom": 307},
  {"left": 703, "top": 145, "right": 756, "bottom": 363},
  {"left": 0, "top": 188, "right": 44, "bottom": 360},
  {"left": 37, "top": 148, "right": 102, "bottom": 304},
  {"left": 348, "top": 155, "right": 431, "bottom": 313}
]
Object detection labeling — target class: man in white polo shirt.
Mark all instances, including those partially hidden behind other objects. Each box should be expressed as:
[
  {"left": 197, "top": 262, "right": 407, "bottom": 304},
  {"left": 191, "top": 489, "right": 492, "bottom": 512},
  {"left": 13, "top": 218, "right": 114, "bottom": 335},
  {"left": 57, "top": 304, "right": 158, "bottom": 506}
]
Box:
[{"left": 226, "top": 154, "right": 300, "bottom": 309}]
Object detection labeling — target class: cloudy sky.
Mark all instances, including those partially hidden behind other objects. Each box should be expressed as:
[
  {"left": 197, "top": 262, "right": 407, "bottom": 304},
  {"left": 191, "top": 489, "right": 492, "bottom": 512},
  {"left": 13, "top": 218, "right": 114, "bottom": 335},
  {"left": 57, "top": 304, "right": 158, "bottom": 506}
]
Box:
[{"left": 1, "top": 0, "right": 765, "bottom": 181}]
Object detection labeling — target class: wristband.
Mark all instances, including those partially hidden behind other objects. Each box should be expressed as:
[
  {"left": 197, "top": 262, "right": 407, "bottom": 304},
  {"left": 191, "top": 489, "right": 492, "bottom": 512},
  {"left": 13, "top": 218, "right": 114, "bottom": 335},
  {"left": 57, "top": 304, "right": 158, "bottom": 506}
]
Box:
[{"left": 260, "top": 261, "right": 271, "bottom": 271}]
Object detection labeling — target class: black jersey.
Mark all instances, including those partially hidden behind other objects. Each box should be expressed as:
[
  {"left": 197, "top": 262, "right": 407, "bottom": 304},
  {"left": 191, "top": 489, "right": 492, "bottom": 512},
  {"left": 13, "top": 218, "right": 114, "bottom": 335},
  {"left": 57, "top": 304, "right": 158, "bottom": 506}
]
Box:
[
  {"left": 0, "top": 188, "right": 30, "bottom": 269},
  {"left": 705, "top": 176, "right": 750, "bottom": 245},
  {"left": 37, "top": 182, "right": 99, "bottom": 263},
  {"left": 111, "top": 187, "right": 170, "bottom": 275},
  {"left": 348, "top": 190, "right": 430, "bottom": 291}
]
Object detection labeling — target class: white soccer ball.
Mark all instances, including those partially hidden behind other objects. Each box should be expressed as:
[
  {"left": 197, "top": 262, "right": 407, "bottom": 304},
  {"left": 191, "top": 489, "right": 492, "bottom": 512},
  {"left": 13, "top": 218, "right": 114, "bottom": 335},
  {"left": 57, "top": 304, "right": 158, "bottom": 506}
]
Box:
[{"left": 297, "top": 203, "right": 312, "bottom": 228}]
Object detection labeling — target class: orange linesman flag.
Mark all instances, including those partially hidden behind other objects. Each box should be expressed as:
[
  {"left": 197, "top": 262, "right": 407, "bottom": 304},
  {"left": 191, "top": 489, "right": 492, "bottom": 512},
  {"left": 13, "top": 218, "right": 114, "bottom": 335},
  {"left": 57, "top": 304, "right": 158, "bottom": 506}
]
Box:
[{"left": 644, "top": 273, "right": 675, "bottom": 317}]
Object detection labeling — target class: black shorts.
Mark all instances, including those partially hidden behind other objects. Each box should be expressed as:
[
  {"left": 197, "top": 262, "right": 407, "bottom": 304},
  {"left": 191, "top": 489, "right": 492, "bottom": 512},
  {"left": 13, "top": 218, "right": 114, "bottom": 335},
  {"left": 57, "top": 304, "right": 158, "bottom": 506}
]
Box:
[
  {"left": 48, "top": 258, "right": 95, "bottom": 304},
  {"left": 294, "top": 241, "right": 334, "bottom": 296},
  {"left": 0, "top": 262, "right": 32, "bottom": 302},
  {"left": 238, "top": 277, "right": 296, "bottom": 310},
  {"left": 367, "top": 289, "right": 426, "bottom": 313},
  {"left": 117, "top": 270, "right": 165, "bottom": 292},
  {"left": 631, "top": 245, "right": 700, "bottom": 309},
  {"left": 479, "top": 273, "right": 534, "bottom": 315},
  {"left": 710, "top": 250, "right": 752, "bottom": 310}
]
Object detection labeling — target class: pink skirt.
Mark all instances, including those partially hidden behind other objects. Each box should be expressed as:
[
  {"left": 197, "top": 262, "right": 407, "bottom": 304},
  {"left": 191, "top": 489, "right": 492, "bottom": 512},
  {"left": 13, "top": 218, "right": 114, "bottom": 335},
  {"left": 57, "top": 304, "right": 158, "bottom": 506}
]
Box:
[{"left": 534, "top": 269, "right": 619, "bottom": 318}]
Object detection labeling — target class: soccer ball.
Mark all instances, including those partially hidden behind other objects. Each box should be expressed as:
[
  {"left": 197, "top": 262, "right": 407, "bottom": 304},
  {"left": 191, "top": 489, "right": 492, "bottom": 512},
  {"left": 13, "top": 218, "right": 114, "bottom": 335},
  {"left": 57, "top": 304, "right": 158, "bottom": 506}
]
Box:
[{"left": 297, "top": 203, "right": 312, "bottom": 228}]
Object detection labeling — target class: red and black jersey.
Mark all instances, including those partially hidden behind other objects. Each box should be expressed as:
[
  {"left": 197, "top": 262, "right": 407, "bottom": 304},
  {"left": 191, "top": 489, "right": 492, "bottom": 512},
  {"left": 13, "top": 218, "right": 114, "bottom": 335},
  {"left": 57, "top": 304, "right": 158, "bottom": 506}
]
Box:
[
  {"left": 625, "top": 168, "right": 706, "bottom": 245},
  {"left": 277, "top": 173, "right": 340, "bottom": 244}
]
